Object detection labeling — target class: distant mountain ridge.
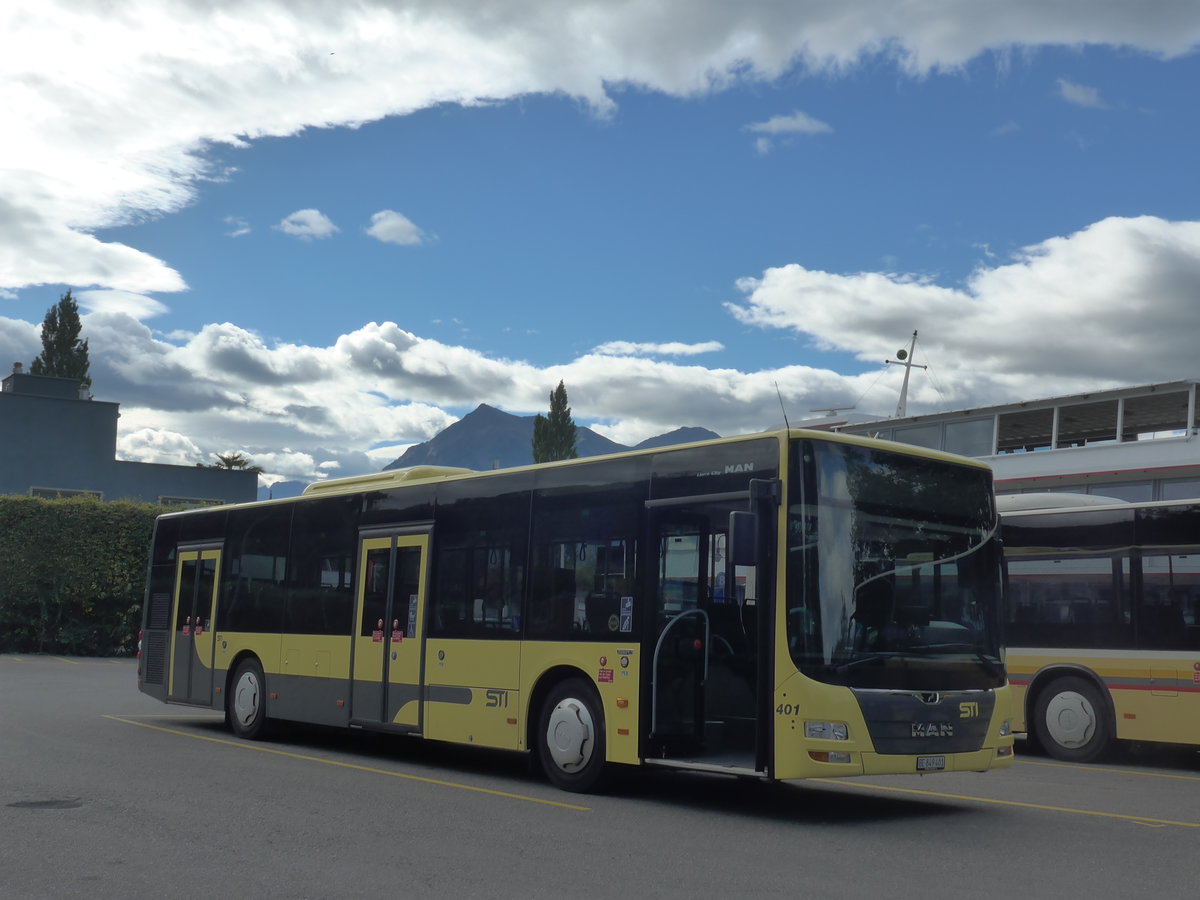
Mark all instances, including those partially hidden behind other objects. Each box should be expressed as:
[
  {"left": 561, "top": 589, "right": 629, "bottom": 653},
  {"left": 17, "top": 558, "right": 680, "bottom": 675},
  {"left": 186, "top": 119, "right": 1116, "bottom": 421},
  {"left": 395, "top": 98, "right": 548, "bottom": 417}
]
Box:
[
  {"left": 383, "top": 403, "right": 719, "bottom": 471},
  {"left": 257, "top": 405, "right": 720, "bottom": 499}
]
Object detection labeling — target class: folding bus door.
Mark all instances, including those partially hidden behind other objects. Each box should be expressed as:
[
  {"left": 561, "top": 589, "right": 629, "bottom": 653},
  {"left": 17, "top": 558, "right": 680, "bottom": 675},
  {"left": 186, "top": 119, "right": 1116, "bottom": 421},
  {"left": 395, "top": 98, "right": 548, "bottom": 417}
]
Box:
[
  {"left": 167, "top": 544, "right": 222, "bottom": 707},
  {"left": 350, "top": 530, "right": 430, "bottom": 730}
]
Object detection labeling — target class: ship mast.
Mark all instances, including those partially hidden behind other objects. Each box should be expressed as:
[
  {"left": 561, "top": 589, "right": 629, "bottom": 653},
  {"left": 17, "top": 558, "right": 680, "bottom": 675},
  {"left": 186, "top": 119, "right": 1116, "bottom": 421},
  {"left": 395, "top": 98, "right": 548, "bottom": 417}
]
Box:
[{"left": 885, "top": 330, "right": 928, "bottom": 418}]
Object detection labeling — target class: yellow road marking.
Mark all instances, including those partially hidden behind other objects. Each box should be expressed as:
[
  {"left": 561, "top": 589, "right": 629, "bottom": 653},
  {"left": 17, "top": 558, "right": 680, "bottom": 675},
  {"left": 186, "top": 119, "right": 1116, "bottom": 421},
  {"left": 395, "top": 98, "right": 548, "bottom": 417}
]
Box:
[
  {"left": 116, "top": 713, "right": 225, "bottom": 719},
  {"left": 1016, "top": 757, "right": 1200, "bottom": 783},
  {"left": 50, "top": 656, "right": 80, "bottom": 665},
  {"left": 816, "top": 778, "right": 1200, "bottom": 829},
  {"left": 103, "top": 715, "right": 589, "bottom": 812}
]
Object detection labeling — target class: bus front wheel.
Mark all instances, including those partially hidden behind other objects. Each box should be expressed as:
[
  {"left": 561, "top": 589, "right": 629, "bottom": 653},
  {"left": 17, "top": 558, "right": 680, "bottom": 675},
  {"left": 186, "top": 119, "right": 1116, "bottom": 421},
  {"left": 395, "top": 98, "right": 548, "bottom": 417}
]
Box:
[
  {"left": 1032, "top": 675, "right": 1110, "bottom": 763},
  {"left": 228, "top": 658, "right": 269, "bottom": 740},
  {"left": 537, "top": 678, "right": 607, "bottom": 793}
]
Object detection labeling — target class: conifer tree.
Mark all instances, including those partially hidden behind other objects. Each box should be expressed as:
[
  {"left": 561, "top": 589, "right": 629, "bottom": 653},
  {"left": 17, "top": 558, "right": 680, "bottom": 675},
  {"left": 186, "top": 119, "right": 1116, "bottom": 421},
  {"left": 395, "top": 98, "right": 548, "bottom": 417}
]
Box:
[
  {"left": 30, "top": 290, "right": 91, "bottom": 387},
  {"left": 532, "top": 381, "right": 578, "bottom": 463}
]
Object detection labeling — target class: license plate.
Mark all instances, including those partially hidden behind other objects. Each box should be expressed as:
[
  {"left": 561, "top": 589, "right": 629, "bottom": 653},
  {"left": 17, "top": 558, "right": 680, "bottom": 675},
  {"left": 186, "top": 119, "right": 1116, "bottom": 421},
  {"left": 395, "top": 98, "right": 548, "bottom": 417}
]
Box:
[{"left": 917, "top": 756, "right": 946, "bottom": 772}]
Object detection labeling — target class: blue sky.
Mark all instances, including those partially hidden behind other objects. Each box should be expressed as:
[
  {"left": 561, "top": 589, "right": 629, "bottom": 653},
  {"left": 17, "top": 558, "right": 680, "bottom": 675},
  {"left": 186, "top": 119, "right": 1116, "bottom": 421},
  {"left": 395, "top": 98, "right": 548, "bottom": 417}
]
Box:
[{"left": 3, "top": 2, "right": 1200, "bottom": 486}]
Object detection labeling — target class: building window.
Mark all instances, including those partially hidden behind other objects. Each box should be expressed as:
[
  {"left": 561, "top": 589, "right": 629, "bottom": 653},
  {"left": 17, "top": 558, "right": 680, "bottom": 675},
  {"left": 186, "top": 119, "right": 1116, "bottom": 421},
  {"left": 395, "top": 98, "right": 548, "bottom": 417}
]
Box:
[
  {"left": 30, "top": 487, "right": 103, "bottom": 500},
  {"left": 1089, "top": 483, "right": 1153, "bottom": 503},
  {"left": 1161, "top": 480, "right": 1200, "bottom": 501},
  {"left": 891, "top": 423, "right": 941, "bottom": 450},
  {"left": 944, "top": 417, "right": 995, "bottom": 456}
]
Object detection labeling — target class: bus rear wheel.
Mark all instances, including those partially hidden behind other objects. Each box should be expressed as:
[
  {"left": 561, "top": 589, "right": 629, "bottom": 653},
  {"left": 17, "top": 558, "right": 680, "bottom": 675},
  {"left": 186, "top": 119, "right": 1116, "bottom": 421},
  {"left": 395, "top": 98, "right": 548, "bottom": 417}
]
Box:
[
  {"left": 228, "top": 657, "right": 269, "bottom": 740},
  {"left": 1032, "top": 675, "right": 1110, "bottom": 763},
  {"left": 537, "top": 678, "right": 607, "bottom": 793}
]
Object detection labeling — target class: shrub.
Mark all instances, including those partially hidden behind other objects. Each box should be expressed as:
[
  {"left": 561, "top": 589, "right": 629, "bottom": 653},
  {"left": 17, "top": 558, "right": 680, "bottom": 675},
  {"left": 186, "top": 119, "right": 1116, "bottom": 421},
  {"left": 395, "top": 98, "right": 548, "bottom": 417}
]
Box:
[{"left": 0, "top": 495, "right": 161, "bottom": 656}]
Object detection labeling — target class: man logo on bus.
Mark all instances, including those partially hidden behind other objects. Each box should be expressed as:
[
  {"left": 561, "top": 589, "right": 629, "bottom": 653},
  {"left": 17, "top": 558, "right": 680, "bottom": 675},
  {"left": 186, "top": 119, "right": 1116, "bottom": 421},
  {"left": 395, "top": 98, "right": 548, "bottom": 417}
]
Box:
[{"left": 911, "top": 723, "right": 954, "bottom": 738}]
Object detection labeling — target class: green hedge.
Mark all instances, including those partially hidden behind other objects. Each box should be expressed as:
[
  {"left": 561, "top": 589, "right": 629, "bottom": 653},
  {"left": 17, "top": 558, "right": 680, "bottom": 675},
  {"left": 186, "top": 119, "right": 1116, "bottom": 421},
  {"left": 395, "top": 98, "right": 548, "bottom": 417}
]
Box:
[{"left": 0, "top": 495, "right": 162, "bottom": 656}]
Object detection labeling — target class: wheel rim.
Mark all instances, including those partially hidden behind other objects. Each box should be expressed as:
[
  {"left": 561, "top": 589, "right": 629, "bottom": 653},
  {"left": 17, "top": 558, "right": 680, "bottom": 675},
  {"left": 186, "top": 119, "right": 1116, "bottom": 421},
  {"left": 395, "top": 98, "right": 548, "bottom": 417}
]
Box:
[
  {"left": 233, "top": 670, "right": 261, "bottom": 729},
  {"left": 1043, "top": 689, "right": 1096, "bottom": 749},
  {"left": 545, "top": 697, "right": 594, "bottom": 773}
]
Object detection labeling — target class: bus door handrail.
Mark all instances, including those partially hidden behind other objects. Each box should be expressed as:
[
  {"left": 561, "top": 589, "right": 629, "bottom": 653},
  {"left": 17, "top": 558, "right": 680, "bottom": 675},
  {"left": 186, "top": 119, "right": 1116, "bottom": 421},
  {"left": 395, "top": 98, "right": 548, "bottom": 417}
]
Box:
[{"left": 650, "top": 608, "right": 710, "bottom": 737}]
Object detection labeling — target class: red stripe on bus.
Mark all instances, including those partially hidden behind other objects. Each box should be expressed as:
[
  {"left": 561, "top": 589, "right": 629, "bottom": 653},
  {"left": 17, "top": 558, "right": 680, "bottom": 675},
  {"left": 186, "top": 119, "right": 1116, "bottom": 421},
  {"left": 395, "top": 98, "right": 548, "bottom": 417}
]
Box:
[{"left": 1107, "top": 683, "right": 1200, "bottom": 693}]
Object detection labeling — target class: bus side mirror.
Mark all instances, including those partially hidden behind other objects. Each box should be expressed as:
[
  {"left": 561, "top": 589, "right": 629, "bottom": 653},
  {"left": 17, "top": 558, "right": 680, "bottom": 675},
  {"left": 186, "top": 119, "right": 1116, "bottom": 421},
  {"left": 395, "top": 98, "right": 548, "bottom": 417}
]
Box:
[{"left": 729, "top": 511, "right": 757, "bottom": 567}]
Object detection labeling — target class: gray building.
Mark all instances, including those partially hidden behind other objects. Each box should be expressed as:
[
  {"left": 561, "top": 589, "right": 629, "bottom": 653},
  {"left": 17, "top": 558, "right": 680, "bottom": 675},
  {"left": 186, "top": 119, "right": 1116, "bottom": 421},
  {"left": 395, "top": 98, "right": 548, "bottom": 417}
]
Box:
[{"left": 1, "top": 365, "right": 255, "bottom": 505}]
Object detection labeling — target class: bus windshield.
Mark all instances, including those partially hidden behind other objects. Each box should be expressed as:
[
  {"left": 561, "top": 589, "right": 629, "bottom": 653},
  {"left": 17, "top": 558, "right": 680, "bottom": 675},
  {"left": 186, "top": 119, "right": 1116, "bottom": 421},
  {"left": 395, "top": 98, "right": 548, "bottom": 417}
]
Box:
[{"left": 787, "top": 439, "right": 1004, "bottom": 692}]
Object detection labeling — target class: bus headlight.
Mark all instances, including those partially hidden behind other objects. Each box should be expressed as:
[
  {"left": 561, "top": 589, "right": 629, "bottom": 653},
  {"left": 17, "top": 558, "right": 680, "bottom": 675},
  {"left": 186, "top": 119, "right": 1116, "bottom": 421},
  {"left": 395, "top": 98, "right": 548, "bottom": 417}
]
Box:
[
  {"left": 999, "top": 719, "right": 1012, "bottom": 737},
  {"left": 804, "top": 721, "right": 848, "bottom": 741}
]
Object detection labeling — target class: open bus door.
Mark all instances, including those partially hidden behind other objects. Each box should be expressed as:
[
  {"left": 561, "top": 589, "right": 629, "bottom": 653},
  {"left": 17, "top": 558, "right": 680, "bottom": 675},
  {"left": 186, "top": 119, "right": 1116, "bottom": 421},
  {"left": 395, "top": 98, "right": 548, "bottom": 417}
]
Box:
[{"left": 646, "top": 486, "right": 775, "bottom": 772}]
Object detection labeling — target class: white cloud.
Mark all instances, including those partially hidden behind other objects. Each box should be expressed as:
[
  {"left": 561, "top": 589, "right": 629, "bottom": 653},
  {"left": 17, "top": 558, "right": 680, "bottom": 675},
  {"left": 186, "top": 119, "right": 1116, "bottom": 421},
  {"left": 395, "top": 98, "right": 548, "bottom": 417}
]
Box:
[
  {"left": 274, "top": 209, "right": 339, "bottom": 241},
  {"left": 0, "top": 314, "right": 40, "bottom": 371},
  {"left": 76, "top": 290, "right": 169, "bottom": 319},
  {"left": 224, "top": 215, "right": 251, "bottom": 238},
  {"left": 366, "top": 209, "right": 427, "bottom": 246},
  {"left": 1056, "top": 78, "right": 1107, "bottom": 109},
  {"left": 3, "top": 2, "right": 1198, "bottom": 293},
  {"left": 745, "top": 109, "right": 832, "bottom": 153},
  {"left": 745, "top": 110, "right": 833, "bottom": 136},
  {"left": 592, "top": 340, "right": 725, "bottom": 357},
  {"left": 115, "top": 427, "right": 203, "bottom": 466},
  {"left": 727, "top": 215, "right": 1200, "bottom": 407}
]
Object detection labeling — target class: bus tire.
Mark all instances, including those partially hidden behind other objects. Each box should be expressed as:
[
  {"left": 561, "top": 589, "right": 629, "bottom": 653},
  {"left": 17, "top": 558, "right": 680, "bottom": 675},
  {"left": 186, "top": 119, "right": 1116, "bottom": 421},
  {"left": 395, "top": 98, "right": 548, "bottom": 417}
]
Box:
[
  {"left": 1032, "top": 675, "right": 1110, "bottom": 763},
  {"left": 228, "top": 657, "right": 270, "bottom": 740},
  {"left": 537, "top": 678, "right": 607, "bottom": 793}
]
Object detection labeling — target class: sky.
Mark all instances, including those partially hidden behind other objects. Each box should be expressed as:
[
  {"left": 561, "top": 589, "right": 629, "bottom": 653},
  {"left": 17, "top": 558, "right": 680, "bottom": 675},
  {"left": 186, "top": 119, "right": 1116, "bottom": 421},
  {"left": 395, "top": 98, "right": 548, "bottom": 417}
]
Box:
[{"left": 3, "top": 1, "right": 1200, "bottom": 488}]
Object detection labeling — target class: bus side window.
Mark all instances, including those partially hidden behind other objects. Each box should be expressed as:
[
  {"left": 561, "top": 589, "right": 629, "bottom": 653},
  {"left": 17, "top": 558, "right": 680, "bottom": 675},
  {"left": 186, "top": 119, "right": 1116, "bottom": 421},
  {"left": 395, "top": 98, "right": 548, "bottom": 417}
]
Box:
[{"left": 528, "top": 481, "right": 640, "bottom": 641}]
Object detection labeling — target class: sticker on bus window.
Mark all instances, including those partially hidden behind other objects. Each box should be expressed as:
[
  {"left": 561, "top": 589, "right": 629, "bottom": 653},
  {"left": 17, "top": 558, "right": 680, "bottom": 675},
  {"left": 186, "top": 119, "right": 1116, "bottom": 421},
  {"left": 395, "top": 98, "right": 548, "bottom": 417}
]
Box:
[{"left": 620, "top": 596, "right": 633, "bottom": 633}]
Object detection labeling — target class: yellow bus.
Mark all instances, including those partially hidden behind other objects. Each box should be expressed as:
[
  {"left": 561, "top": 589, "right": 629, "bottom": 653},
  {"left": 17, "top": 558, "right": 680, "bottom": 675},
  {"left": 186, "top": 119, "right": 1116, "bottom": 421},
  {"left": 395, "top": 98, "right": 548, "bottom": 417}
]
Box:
[
  {"left": 138, "top": 429, "right": 1014, "bottom": 791},
  {"left": 1001, "top": 494, "right": 1200, "bottom": 761}
]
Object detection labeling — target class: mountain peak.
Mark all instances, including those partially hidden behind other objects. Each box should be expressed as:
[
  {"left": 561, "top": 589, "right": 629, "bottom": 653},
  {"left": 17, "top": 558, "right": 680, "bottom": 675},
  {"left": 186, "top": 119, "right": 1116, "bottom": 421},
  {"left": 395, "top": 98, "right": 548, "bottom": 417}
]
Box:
[{"left": 383, "top": 408, "right": 719, "bottom": 471}]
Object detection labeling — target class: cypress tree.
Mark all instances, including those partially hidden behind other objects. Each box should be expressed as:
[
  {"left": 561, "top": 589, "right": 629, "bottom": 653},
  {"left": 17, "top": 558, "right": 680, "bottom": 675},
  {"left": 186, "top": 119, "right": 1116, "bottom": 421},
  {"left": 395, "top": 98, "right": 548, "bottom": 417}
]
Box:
[
  {"left": 532, "top": 381, "right": 579, "bottom": 463},
  {"left": 30, "top": 290, "right": 91, "bottom": 388}
]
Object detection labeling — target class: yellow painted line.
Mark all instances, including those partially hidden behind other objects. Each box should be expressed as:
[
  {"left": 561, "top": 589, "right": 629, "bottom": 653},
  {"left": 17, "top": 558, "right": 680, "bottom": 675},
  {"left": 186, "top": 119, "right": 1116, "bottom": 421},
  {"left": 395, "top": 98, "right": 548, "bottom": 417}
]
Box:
[
  {"left": 103, "top": 715, "right": 589, "bottom": 812},
  {"left": 117, "top": 713, "right": 225, "bottom": 719},
  {"left": 816, "top": 778, "right": 1200, "bottom": 829},
  {"left": 50, "top": 656, "right": 80, "bottom": 665},
  {"left": 1016, "top": 758, "right": 1200, "bottom": 783}
]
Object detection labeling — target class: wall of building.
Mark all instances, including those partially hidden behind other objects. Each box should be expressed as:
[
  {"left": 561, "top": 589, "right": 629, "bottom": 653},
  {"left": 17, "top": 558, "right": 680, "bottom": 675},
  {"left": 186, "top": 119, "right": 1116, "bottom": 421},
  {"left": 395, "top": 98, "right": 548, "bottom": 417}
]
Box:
[{"left": 1, "top": 369, "right": 255, "bottom": 505}]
